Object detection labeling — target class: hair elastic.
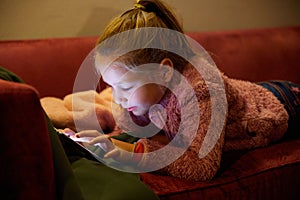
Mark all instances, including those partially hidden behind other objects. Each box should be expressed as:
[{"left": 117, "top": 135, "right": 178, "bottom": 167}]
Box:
[{"left": 134, "top": 3, "right": 146, "bottom": 10}]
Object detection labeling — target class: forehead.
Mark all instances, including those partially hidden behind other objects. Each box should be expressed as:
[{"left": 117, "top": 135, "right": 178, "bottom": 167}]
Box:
[
  {"left": 95, "top": 54, "right": 161, "bottom": 85},
  {"left": 102, "top": 64, "right": 141, "bottom": 85},
  {"left": 104, "top": 64, "right": 127, "bottom": 77}
]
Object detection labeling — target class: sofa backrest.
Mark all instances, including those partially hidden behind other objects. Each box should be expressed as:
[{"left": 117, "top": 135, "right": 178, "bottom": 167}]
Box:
[
  {"left": 189, "top": 26, "right": 300, "bottom": 84},
  {"left": 1, "top": 26, "right": 299, "bottom": 98},
  {"left": 0, "top": 37, "right": 97, "bottom": 98}
]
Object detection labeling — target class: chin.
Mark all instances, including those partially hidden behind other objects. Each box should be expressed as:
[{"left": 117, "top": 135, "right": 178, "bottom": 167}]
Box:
[{"left": 132, "top": 109, "right": 147, "bottom": 116}]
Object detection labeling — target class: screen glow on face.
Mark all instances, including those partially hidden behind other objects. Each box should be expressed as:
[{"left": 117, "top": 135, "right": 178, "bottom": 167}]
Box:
[{"left": 102, "top": 64, "right": 166, "bottom": 116}]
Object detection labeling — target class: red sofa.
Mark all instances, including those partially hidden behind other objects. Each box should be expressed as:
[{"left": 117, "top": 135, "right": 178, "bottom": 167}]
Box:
[{"left": 1, "top": 26, "right": 300, "bottom": 199}]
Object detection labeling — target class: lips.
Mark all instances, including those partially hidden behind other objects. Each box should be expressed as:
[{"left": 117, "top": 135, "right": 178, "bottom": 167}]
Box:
[{"left": 127, "top": 106, "right": 137, "bottom": 112}]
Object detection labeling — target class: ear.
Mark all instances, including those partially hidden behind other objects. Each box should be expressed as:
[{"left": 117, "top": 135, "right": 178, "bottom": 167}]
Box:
[{"left": 160, "top": 58, "right": 174, "bottom": 82}]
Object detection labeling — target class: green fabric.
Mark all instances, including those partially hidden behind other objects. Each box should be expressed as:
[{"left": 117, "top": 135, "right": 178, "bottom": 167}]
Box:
[
  {"left": 0, "top": 66, "right": 158, "bottom": 200},
  {"left": 46, "top": 117, "right": 85, "bottom": 200},
  {"left": 110, "top": 132, "right": 140, "bottom": 144},
  {"left": 72, "top": 158, "right": 159, "bottom": 200},
  {"left": 0, "top": 66, "right": 24, "bottom": 83}
]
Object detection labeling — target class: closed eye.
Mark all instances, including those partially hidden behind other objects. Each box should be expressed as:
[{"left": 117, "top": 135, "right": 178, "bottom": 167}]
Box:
[{"left": 121, "top": 86, "right": 133, "bottom": 91}]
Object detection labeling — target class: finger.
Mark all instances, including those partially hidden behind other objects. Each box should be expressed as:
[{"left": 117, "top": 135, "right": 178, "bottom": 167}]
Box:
[
  {"left": 63, "top": 128, "right": 75, "bottom": 136},
  {"left": 90, "top": 135, "right": 115, "bottom": 152},
  {"left": 89, "top": 134, "right": 111, "bottom": 145},
  {"left": 75, "top": 130, "right": 101, "bottom": 138},
  {"left": 104, "top": 148, "right": 120, "bottom": 159},
  {"left": 63, "top": 128, "right": 73, "bottom": 132}
]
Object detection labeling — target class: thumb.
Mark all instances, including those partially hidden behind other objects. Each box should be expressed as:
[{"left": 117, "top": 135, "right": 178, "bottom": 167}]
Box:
[{"left": 104, "top": 148, "right": 120, "bottom": 158}]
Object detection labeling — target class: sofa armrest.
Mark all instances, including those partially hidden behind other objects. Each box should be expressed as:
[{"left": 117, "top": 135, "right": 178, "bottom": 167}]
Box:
[{"left": 0, "top": 79, "right": 55, "bottom": 200}]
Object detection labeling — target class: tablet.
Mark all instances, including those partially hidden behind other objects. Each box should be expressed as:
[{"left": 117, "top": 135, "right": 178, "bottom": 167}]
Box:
[{"left": 58, "top": 131, "right": 106, "bottom": 163}]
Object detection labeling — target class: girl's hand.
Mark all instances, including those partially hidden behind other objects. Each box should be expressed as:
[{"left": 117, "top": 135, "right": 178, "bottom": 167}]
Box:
[
  {"left": 74, "top": 130, "right": 113, "bottom": 152},
  {"left": 76, "top": 130, "right": 136, "bottom": 163},
  {"left": 62, "top": 128, "right": 76, "bottom": 136}
]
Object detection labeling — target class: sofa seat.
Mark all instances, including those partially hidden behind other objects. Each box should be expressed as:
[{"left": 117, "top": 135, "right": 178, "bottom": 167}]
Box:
[{"left": 141, "top": 139, "right": 300, "bottom": 199}]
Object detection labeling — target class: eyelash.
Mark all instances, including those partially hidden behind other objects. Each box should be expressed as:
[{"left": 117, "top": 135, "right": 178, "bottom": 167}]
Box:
[{"left": 121, "top": 86, "right": 132, "bottom": 91}]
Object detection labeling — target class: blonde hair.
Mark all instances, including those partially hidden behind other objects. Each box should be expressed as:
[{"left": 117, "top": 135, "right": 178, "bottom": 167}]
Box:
[{"left": 96, "top": 0, "right": 194, "bottom": 72}]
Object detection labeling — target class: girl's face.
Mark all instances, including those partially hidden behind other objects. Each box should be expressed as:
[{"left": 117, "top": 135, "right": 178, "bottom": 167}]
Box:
[{"left": 101, "top": 64, "right": 166, "bottom": 116}]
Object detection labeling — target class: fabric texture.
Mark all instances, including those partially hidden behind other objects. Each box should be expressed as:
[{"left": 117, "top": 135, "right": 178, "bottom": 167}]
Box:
[
  {"left": 71, "top": 158, "right": 159, "bottom": 200},
  {"left": 117, "top": 59, "right": 288, "bottom": 181},
  {"left": 222, "top": 76, "right": 289, "bottom": 150},
  {"left": 0, "top": 66, "right": 84, "bottom": 200},
  {"left": 0, "top": 37, "right": 98, "bottom": 98},
  {"left": 258, "top": 80, "right": 300, "bottom": 137},
  {"left": 0, "top": 79, "right": 57, "bottom": 200},
  {"left": 140, "top": 139, "right": 300, "bottom": 200}
]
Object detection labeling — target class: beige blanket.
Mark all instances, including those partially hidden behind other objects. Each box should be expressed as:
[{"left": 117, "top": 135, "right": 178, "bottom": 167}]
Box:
[{"left": 41, "top": 88, "right": 116, "bottom": 133}]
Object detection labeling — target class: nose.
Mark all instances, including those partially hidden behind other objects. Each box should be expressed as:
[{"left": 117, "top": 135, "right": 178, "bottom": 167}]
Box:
[{"left": 112, "top": 89, "right": 127, "bottom": 105}]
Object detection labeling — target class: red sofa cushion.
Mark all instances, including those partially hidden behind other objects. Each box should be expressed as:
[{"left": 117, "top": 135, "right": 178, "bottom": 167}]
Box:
[
  {"left": 140, "top": 139, "right": 300, "bottom": 199},
  {"left": 0, "top": 80, "right": 56, "bottom": 200}
]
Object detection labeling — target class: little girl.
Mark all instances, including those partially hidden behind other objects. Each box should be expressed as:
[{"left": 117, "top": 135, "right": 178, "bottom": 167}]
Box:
[{"left": 75, "top": 0, "right": 300, "bottom": 181}]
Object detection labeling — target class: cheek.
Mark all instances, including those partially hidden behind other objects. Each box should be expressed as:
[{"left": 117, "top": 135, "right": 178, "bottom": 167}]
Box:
[
  {"left": 129, "top": 84, "right": 161, "bottom": 106},
  {"left": 127, "top": 87, "right": 147, "bottom": 105},
  {"left": 128, "top": 90, "right": 143, "bottom": 105}
]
